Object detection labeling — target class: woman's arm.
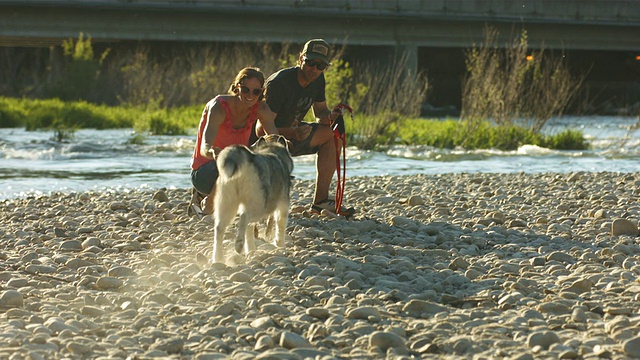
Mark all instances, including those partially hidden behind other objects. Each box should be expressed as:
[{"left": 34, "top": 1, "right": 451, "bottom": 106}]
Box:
[
  {"left": 200, "top": 101, "right": 225, "bottom": 159},
  {"left": 256, "top": 102, "right": 279, "bottom": 135}
]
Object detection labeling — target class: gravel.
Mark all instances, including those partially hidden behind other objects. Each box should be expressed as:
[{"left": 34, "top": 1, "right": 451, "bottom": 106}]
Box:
[{"left": 1, "top": 172, "right": 639, "bottom": 359}]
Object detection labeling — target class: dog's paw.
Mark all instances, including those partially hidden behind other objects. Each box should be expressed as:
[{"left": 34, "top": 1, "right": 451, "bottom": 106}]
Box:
[
  {"left": 228, "top": 253, "right": 245, "bottom": 266},
  {"left": 196, "top": 253, "right": 210, "bottom": 265},
  {"left": 211, "top": 253, "right": 225, "bottom": 264},
  {"left": 235, "top": 239, "right": 244, "bottom": 254}
]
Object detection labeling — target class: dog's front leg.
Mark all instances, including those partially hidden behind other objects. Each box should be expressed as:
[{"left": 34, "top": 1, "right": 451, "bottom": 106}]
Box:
[
  {"left": 265, "top": 216, "right": 275, "bottom": 240},
  {"left": 212, "top": 202, "right": 235, "bottom": 264},
  {"left": 212, "top": 222, "right": 226, "bottom": 264},
  {"left": 274, "top": 209, "right": 288, "bottom": 248},
  {"left": 244, "top": 223, "right": 258, "bottom": 251}
]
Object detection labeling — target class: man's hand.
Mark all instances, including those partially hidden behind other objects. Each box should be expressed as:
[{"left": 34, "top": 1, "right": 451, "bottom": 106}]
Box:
[
  {"left": 291, "top": 123, "right": 312, "bottom": 141},
  {"left": 329, "top": 107, "right": 342, "bottom": 123}
]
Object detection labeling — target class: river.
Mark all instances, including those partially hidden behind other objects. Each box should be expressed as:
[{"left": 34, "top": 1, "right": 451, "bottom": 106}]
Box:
[{"left": 1, "top": 115, "right": 638, "bottom": 200}]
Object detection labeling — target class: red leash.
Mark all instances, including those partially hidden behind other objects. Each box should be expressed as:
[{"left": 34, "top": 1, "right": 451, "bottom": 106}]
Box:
[{"left": 331, "top": 103, "right": 353, "bottom": 217}]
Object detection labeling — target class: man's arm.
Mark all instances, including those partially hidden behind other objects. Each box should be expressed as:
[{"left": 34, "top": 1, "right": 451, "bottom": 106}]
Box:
[
  {"left": 256, "top": 119, "right": 306, "bottom": 140},
  {"left": 255, "top": 102, "right": 298, "bottom": 139},
  {"left": 313, "top": 100, "right": 340, "bottom": 125}
]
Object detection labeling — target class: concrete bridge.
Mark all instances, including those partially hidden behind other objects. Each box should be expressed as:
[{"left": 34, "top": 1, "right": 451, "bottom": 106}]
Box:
[
  {"left": 1, "top": 0, "right": 638, "bottom": 112},
  {"left": 1, "top": 0, "right": 638, "bottom": 50}
]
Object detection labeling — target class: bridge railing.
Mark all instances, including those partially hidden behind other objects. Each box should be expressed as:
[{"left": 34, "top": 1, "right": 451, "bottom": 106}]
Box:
[{"left": 44, "top": 0, "right": 640, "bottom": 23}]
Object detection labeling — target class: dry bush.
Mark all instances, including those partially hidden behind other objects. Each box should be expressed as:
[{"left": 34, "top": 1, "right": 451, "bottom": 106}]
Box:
[
  {"left": 461, "top": 26, "right": 584, "bottom": 133},
  {"left": 348, "top": 52, "right": 429, "bottom": 149},
  {"left": 119, "top": 42, "right": 293, "bottom": 108}
]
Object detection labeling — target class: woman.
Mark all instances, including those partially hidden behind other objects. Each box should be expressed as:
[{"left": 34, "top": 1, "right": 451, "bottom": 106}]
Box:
[{"left": 190, "top": 67, "right": 278, "bottom": 216}]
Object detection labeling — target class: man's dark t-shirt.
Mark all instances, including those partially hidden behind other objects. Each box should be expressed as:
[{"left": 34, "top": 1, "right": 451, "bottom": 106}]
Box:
[{"left": 264, "top": 66, "right": 326, "bottom": 128}]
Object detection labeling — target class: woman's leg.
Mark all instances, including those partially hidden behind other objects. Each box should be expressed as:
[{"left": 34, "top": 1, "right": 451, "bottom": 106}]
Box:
[
  {"left": 191, "top": 161, "right": 218, "bottom": 215},
  {"left": 201, "top": 185, "right": 215, "bottom": 215}
]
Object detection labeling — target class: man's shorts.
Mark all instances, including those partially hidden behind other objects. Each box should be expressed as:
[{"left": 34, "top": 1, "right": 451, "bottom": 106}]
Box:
[
  {"left": 250, "top": 122, "right": 322, "bottom": 157},
  {"left": 288, "top": 122, "right": 323, "bottom": 156},
  {"left": 191, "top": 160, "right": 218, "bottom": 195}
]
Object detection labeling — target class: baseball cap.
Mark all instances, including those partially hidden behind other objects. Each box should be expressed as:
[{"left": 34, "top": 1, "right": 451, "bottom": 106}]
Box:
[{"left": 301, "top": 39, "right": 331, "bottom": 65}]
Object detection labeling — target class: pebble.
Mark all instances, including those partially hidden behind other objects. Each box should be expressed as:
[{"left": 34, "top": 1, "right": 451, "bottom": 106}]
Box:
[
  {"left": 0, "top": 290, "right": 23, "bottom": 307},
  {"left": 527, "top": 330, "right": 560, "bottom": 349},
  {"left": 369, "top": 331, "right": 407, "bottom": 352},
  {"left": 623, "top": 336, "right": 640, "bottom": 358},
  {"left": 95, "top": 276, "right": 123, "bottom": 290},
  {"left": 611, "top": 218, "right": 638, "bottom": 236},
  {"left": 279, "top": 331, "right": 311, "bottom": 349},
  {"left": 0, "top": 172, "right": 638, "bottom": 359}
]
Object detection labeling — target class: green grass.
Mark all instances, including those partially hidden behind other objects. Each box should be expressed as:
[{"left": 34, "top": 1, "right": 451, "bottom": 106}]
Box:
[
  {"left": 0, "top": 96, "right": 201, "bottom": 135},
  {"left": 0, "top": 96, "right": 588, "bottom": 150},
  {"left": 391, "top": 117, "right": 588, "bottom": 151}
]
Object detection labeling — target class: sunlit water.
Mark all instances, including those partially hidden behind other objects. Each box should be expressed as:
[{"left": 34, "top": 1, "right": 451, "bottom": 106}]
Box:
[{"left": 1, "top": 116, "right": 638, "bottom": 200}]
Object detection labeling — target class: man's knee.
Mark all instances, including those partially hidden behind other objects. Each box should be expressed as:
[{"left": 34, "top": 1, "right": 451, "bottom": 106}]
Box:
[{"left": 310, "top": 125, "right": 334, "bottom": 146}]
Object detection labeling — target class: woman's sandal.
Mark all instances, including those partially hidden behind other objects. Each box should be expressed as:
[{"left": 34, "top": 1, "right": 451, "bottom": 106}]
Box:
[
  {"left": 311, "top": 199, "right": 356, "bottom": 217},
  {"left": 187, "top": 187, "right": 207, "bottom": 219},
  {"left": 200, "top": 197, "right": 213, "bottom": 216}
]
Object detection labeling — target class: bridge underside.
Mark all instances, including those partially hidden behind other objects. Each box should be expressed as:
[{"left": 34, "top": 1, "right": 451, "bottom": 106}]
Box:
[
  {"left": 1, "top": 2, "right": 638, "bottom": 51},
  {"left": 1, "top": 1, "right": 638, "bottom": 114}
]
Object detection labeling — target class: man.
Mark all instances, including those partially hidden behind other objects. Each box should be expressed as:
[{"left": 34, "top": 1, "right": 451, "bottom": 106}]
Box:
[{"left": 255, "top": 38, "right": 355, "bottom": 216}]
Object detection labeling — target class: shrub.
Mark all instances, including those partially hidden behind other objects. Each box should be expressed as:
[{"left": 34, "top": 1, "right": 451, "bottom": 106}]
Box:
[
  {"left": 540, "top": 129, "right": 588, "bottom": 150},
  {"left": 0, "top": 97, "right": 28, "bottom": 127},
  {"left": 120, "top": 42, "right": 294, "bottom": 108},
  {"left": 344, "top": 52, "right": 429, "bottom": 149},
  {"left": 395, "top": 117, "right": 588, "bottom": 151},
  {"left": 42, "top": 33, "right": 113, "bottom": 103},
  {"left": 461, "top": 26, "right": 584, "bottom": 133}
]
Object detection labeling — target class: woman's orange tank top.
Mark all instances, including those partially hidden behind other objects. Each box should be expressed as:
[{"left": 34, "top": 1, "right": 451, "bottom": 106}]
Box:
[{"left": 191, "top": 96, "right": 259, "bottom": 170}]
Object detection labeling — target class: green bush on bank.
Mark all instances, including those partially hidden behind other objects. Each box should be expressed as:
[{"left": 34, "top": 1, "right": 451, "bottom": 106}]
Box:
[
  {"left": 392, "top": 117, "right": 588, "bottom": 151},
  {"left": 0, "top": 96, "right": 587, "bottom": 150},
  {"left": 0, "top": 96, "right": 202, "bottom": 135}
]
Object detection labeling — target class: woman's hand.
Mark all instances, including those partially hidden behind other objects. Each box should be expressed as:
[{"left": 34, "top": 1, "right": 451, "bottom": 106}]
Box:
[{"left": 207, "top": 146, "right": 221, "bottom": 160}]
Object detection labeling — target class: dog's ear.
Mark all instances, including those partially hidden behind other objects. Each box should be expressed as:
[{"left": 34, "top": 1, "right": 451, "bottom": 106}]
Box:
[
  {"left": 251, "top": 136, "right": 266, "bottom": 148},
  {"left": 279, "top": 136, "right": 293, "bottom": 152},
  {"left": 275, "top": 135, "right": 288, "bottom": 147},
  {"left": 253, "top": 134, "right": 290, "bottom": 150}
]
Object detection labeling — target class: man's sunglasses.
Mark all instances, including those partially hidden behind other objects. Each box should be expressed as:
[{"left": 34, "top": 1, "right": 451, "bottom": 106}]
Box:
[
  {"left": 303, "top": 57, "right": 328, "bottom": 71},
  {"left": 239, "top": 85, "right": 263, "bottom": 96}
]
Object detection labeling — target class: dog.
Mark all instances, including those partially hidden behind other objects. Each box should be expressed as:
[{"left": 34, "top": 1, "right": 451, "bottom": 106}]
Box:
[{"left": 211, "top": 134, "right": 294, "bottom": 264}]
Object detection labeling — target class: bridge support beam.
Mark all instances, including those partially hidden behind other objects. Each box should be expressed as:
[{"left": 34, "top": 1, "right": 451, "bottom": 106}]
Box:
[{"left": 397, "top": 43, "right": 419, "bottom": 76}]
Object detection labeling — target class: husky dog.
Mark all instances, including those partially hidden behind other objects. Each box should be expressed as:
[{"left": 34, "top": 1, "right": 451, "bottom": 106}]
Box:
[{"left": 212, "top": 134, "right": 294, "bottom": 264}]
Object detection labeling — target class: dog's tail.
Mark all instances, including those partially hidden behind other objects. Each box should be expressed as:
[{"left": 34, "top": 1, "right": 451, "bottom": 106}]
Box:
[{"left": 216, "top": 144, "right": 252, "bottom": 181}]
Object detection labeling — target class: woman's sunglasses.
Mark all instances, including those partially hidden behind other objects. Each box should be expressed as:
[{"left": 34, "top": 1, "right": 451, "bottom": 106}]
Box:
[
  {"left": 239, "top": 85, "right": 263, "bottom": 96},
  {"left": 303, "top": 57, "right": 328, "bottom": 71}
]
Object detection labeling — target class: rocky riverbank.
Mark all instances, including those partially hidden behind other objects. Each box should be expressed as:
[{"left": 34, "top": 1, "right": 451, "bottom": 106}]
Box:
[{"left": 1, "top": 172, "right": 640, "bottom": 359}]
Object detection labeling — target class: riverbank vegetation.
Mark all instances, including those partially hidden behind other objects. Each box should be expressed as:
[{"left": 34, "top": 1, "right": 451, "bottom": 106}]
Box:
[
  {"left": 461, "top": 27, "right": 584, "bottom": 133},
  {"left": 0, "top": 96, "right": 588, "bottom": 150},
  {"left": 0, "top": 30, "right": 589, "bottom": 151}
]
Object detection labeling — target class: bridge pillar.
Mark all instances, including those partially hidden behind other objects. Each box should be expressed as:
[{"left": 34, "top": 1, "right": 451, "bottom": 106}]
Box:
[
  {"left": 345, "top": 43, "right": 419, "bottom": 76},
  {"left": 396, "top": 43, "right": 419, "bottom": 76}
]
